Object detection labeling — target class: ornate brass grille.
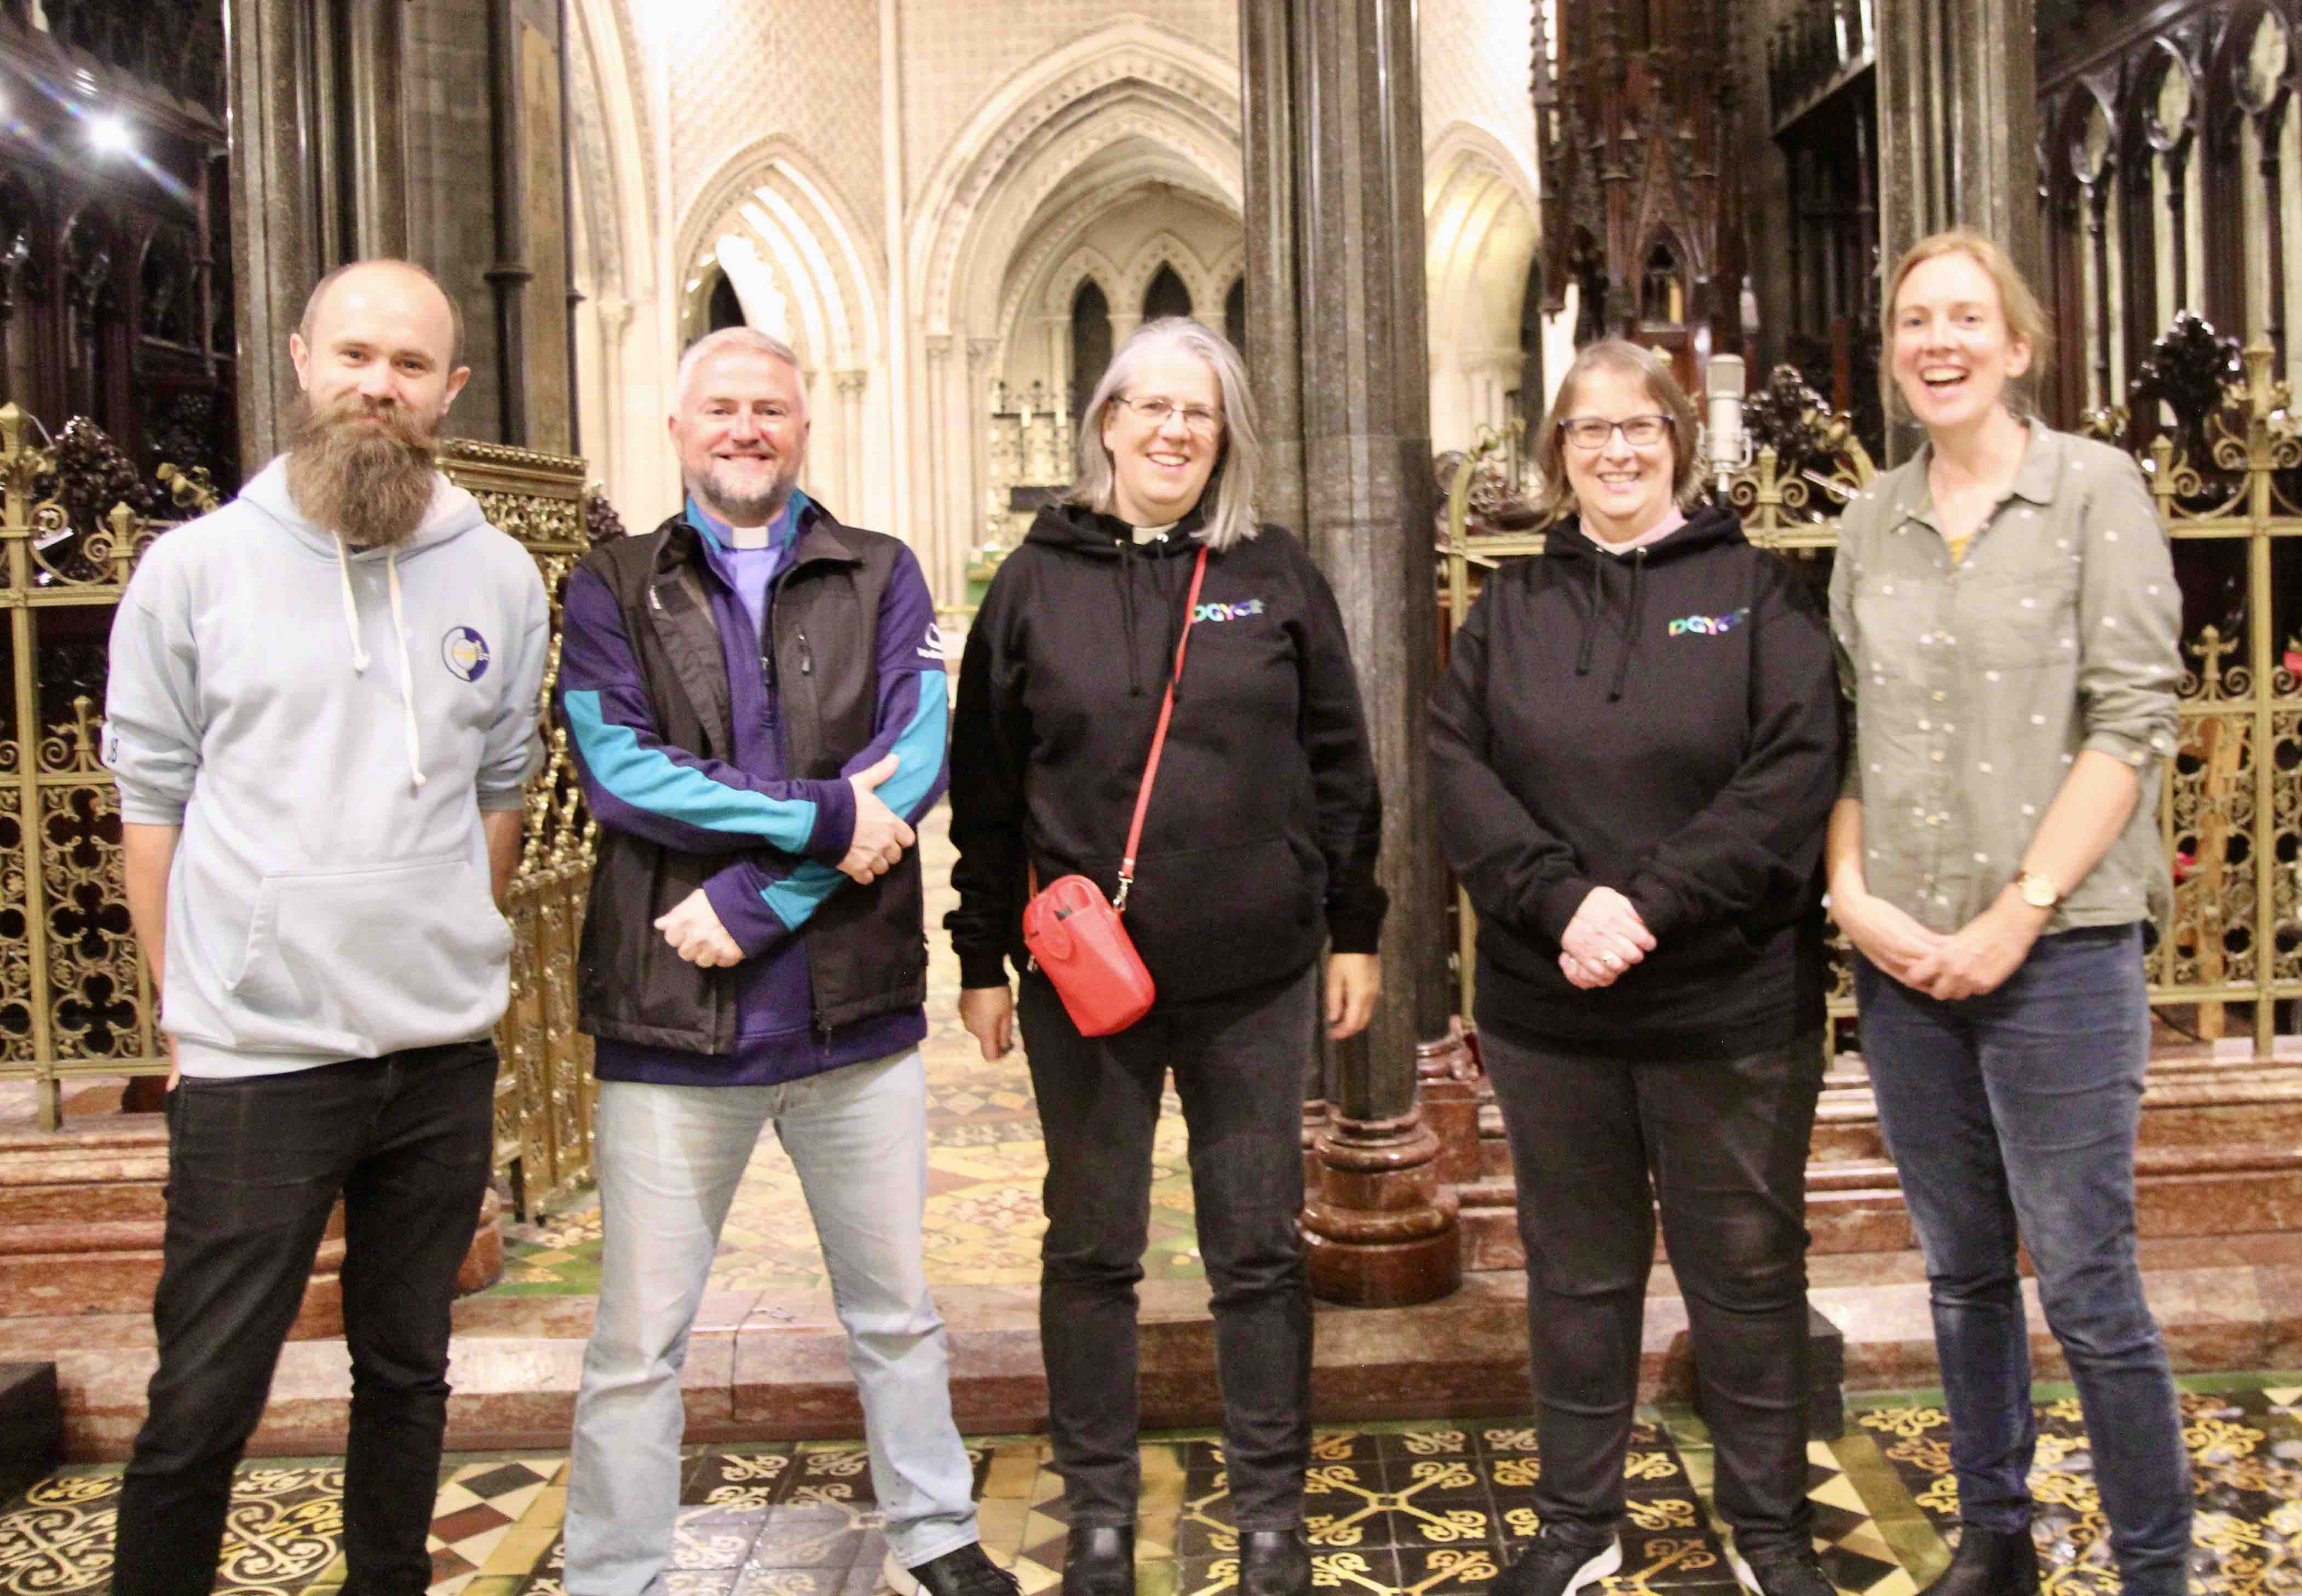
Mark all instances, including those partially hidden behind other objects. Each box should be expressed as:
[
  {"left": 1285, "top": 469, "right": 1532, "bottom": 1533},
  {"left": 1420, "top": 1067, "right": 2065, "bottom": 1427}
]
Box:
[
  {"left": 0, "top": 418, "right": 603, "bottom": 1206},
  {"left": 1442, "top": 350, "right": 2300, "bottom": 1057}
]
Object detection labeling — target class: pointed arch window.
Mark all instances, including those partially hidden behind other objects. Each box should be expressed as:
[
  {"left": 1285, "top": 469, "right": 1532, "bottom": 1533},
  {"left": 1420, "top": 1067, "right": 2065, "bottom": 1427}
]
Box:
[
  {"left": 707, "top": 270, "right": 745, "bottom": 333},
  {"left": 1225, "top": 276, "right": 1246, "bottom": 352},
  {"left": 1072, "top": 279, "right": 1112, "bottom": 421},
  {"left": 1143, "top": 263, "right": 1192, "bottom": 323}
]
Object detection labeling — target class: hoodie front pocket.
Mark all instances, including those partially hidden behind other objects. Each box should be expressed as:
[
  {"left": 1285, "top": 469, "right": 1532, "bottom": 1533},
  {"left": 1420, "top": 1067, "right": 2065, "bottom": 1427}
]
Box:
[{"left": 228, "top": 855, "right": 514, "bottom": 1058}]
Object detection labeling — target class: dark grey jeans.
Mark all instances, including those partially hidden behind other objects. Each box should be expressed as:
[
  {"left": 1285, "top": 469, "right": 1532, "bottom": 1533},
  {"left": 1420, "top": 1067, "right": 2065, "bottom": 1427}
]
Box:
[
  {"left": 1857, "top": 925, "right": 2191, "bottom": 1596},
  {"left": 1018, "top": 963, "right": 1317, "bottom": 1532},
  {"left": 1481, "top": 1025, "right": 1825, "bottom": 1561}
]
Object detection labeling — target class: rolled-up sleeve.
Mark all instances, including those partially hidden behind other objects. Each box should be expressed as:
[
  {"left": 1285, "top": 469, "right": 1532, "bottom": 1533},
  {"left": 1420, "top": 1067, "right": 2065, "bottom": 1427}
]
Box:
[{"left": 2074, "top": 453, "right": 2182, "bottom": 770}]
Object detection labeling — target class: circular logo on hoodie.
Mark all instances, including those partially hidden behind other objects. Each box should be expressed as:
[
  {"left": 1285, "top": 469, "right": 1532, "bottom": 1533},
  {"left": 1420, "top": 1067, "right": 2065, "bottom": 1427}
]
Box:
[{"left": 442, "top": 626, "right": 491, "bottom": 682}]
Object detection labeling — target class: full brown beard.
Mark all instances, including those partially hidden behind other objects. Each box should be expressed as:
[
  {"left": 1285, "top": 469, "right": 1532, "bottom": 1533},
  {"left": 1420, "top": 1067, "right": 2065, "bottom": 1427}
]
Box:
[{"left": 284, "top": 393, "right": 439, "bottom": 548}]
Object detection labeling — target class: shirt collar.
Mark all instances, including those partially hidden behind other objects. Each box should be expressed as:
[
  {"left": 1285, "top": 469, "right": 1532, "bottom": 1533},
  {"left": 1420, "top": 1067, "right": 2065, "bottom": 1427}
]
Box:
[
  {"left": 683, "top": 489, "right": 812, "bottom": 574},
  {"left": 1894, "top": 419, "right": 2059, "bottom": 529}
]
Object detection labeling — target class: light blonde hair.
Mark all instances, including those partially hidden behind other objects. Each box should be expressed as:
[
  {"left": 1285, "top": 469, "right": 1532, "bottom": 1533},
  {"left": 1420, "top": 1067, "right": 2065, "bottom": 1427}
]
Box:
[
  {"left": 1069, "top": 317, "right": 1262, "bottom": 552},
  {"left": 1532, "top": 339, "right": 1702, "bottom": 525},
  {"left": 1881, "top": 228, "right": 2053, "bottom": 419}
]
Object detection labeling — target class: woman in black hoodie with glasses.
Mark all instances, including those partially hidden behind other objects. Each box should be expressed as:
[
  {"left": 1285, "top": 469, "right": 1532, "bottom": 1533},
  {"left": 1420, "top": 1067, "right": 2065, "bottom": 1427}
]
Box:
[
  {"left": 947, "top": 318, "right": 1386, "bottom": 1596},
  {"left": 1431, "top": 340, "right": 1840, "bottom": 1596}
]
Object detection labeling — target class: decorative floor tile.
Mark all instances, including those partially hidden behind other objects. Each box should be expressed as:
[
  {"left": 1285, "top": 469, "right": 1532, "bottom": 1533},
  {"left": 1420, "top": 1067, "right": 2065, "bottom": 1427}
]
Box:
[
  {"left": 9, "top": 1403, "right": 2302, "bottom": 1595},
  {"left": 1854, "top": 1387, "right": 2302, "bottom": 1596}
]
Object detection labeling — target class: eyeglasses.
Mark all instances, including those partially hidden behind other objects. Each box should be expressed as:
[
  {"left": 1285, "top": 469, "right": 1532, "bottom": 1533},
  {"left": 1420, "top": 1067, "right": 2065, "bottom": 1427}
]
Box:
[
  {"left": 1112, "top": 395, "right": 1222, "bottom": 434},
  {"left": 1559, "top": 414, "right": 1671, "bottom": 450}
]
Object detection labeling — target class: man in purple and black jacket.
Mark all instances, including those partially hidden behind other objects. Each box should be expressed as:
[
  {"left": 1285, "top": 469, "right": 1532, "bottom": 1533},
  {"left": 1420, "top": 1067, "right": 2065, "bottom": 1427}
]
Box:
[{"left": 556, "top": 327, "right": 1014, "bottom": 1596}]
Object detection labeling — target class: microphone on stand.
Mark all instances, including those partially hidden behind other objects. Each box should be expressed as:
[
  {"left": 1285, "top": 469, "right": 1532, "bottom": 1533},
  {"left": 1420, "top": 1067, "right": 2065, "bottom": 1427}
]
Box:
[{"left": 1705, "top": 354, "right": 1747, "bottom": 498}]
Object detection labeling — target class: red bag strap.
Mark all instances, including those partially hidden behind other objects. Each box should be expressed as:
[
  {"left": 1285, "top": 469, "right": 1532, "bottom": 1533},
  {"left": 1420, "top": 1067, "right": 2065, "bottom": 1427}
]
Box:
[{"left": 1116, "top": 545, "right": 1210, "bottom": 912}]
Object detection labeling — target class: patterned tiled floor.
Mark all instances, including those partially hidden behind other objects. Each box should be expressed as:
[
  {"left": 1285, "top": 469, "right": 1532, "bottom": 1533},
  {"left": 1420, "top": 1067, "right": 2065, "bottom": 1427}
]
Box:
[
  {"left": 8, "top": 1393, "right": 2300, "bottom": 1596},
  {"left": 493, "top": 804, "right": 1205, "bottom": 1297}
]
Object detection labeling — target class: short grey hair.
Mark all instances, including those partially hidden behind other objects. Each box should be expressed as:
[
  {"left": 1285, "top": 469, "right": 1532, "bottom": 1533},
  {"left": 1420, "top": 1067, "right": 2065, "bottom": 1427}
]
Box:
[
  {"left": 1070, "top": 317, "right": 1262, "bottom": 552},
  {"left": 674, "top": 326, "right": 805, "bottom": 414}
]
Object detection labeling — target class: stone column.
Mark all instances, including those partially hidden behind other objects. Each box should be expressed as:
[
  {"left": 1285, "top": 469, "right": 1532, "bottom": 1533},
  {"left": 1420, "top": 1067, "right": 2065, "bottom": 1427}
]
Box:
[
  {"left": 227, "top": 0, "right": 413, "bottom": 468},
  {"left": 968, "top": 337, "right": 999, "bottom": 556},
  {"left": 1242, "top": 0, "right": 1460, "bottom": 1307},
  {"left": 923, "top": 335, "right": 956, "bottom": 602},
  {"left": 1875, "top": 0, "right": 2039, "bottom": 457},
  {"left": 836, "top": 368, "right": 869, "bottom": 522}
]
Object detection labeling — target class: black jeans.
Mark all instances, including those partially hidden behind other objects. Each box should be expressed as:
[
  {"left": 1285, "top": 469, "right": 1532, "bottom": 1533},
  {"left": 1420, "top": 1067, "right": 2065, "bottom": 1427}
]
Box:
[
  {"left": 1482, "top": 1027, "right": 1823, "bottom": 1560},
  {"left": 1020, "top": 964, "right": 1316, "bottom": 1531},
  {"left": 111, "top": 1041, "right": 498, "bottom": 1596}
]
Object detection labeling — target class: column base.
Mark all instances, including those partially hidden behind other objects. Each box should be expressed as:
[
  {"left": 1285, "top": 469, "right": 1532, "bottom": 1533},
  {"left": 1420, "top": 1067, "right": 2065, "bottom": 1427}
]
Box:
[
  {"left": 1415, "top": 1021, "right": 1486, "bottom": 1186},
  {"left": 1303, "top": 1109, "right": 1461, "bottom": 1307}
]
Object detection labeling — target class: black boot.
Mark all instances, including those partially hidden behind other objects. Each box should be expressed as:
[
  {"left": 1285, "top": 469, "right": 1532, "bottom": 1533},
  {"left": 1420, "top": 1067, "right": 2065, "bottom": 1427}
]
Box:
[
  {"left": 1061, "top": 1526, "right": 1135, "bottom": 1596},
  {"left": 1238, "top": 1530, "right": 1312, "bottom": 1596},
  {"left": 1918, "top": 1525, "right": 2040, "bottom": 1596}
]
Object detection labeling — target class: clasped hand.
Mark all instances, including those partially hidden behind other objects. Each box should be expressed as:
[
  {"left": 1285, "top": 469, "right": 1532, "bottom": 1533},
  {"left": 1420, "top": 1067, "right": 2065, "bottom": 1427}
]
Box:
[
  {"left": 1837, "top": 886, "right": 2046, "bottom": 1002},
  {"left": 1558, "top": 887, "right": 1655, "bottom": 989}
]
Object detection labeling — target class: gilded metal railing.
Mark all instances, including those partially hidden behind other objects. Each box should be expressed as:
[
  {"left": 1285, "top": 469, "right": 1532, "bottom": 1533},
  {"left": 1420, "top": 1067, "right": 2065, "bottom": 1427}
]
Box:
[
  {"left": 1440, "top": 348, "right": 2301, "bottom": 1058},
  {"left": 0, "top": 419, "right": 605, "bottom": 1203}
]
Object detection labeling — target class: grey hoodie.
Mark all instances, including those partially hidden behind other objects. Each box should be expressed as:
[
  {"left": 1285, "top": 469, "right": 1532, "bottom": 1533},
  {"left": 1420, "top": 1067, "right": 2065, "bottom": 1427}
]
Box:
[{"left": 104, "top": 457, "right": 551, "bottom": 1078}]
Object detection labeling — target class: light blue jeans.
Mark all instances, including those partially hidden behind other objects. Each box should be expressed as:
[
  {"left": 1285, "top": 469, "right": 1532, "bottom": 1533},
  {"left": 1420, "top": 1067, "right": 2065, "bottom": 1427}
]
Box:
[{"left": 563, "top": 1051, "right": 980, "bottom": 1596}]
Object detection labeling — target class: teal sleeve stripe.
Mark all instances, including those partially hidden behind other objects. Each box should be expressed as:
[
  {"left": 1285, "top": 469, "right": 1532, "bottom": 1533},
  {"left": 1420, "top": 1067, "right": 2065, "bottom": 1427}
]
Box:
[
  {"left": 562, "top": 688, "right": 818, "bottom": 851},
  {"left": 879, "top": 676, "right": 948, "bottom": 819},
  {"left": 754, "top": 679, "right": 946, "bottom": 937},
  {"left": 762, "top": 862, "right": 844, "bottom": 931}
]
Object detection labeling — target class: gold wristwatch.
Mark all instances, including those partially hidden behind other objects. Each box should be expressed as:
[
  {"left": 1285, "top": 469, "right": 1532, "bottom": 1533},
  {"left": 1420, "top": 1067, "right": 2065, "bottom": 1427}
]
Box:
[{"left": 2013, "top": 869, "right": 2060, "bottom": 910}]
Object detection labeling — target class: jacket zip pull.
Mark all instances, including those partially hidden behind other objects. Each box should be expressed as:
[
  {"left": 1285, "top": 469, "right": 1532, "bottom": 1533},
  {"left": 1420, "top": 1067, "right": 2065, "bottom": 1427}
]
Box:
[
  {"left": 797, "top": 632, "right": 813, "bottom": 675},
  {"left": 647, "top": 580, "right": 664, "bottom": 613}
]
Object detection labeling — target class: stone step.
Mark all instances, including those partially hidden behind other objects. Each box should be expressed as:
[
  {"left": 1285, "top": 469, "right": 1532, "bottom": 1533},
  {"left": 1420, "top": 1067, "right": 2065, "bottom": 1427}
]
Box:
[
  {"left": 0, "top": 1234, "right": 347, "bottom": 1324},
  {"left": 16, "top": 1235, "right": 2302, "bottom": 1461},
  {"left": 1458, "top": 1138, "right": 2302, "bottom": 1271}
]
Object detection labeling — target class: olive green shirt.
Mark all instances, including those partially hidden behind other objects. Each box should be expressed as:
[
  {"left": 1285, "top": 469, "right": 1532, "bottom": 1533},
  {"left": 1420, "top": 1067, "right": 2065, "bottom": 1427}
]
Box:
[{"left": 1828, "top": 424, "right": 2182, "bottom": 935}]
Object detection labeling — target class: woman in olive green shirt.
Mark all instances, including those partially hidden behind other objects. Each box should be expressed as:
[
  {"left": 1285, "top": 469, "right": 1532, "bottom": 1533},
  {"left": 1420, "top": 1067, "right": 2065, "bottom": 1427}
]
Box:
[{"left": 1826, "top": 230, "right": 2191, "bottom": 1596}]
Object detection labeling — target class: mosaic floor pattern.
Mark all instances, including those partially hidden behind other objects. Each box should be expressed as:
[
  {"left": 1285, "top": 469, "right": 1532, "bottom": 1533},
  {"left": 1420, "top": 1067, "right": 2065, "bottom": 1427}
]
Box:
[
  {"left": 6, "top": 1391, "right": 2298, "bottom": 1596},
  {"left": 493, "top": 805, "right": 1205, "bottom": 1297}
]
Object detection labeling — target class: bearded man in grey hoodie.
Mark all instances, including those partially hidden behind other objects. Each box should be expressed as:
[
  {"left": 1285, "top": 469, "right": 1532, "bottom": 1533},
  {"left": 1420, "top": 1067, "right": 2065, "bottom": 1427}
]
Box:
[{"left": 101, "top": 259, "right": 550, "bottom": 1596}]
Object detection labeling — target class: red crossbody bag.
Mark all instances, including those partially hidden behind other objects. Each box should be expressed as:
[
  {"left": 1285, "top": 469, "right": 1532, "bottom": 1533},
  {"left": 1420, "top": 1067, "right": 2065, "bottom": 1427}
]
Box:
[{"left": 1021, "top": 545, "right": 1210, "bottom": 1036}]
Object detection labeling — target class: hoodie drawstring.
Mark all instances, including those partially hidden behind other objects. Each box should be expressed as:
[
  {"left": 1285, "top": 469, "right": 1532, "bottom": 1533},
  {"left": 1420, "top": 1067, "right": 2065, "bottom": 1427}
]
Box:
[
  {"left": 387, "top": 551, "right": 428, "bottom": 788},
  {"left": 1574, "top": 556, "right": 1603, "bottom": 677},
  {"left": 1607, "top": 549, "right": 1648, "bottom": 702},
  {"left": 335, "top": 538, "right": 427, "bottom": 791},
  {"left": 335, "top": 537, "right": 372, "bottom": 673}
]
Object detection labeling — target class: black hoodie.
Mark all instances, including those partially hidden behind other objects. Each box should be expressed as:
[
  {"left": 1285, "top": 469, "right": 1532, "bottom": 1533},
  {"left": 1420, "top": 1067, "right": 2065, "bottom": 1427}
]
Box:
[
  {"left": 947, "top": 500, "right": 1387, "bottom": 1002},
  {"left": 1429, "top": 503, "right": 1841, "bottom": 1057}
]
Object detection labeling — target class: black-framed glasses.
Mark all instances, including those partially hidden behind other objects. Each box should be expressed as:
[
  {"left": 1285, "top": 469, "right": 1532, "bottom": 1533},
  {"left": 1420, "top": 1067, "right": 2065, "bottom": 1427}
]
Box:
[
  {"left": 1559, "top": 414, "right": 1670, "bottom": 450},
  {"left": 1112, "top": 395, "right": 1222, "bottom": 434}
]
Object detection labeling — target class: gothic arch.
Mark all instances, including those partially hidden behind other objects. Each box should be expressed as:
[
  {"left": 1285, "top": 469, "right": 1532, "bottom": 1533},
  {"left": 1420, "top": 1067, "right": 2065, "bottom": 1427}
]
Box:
[
  {"left": 908, "top": 18, "right": 1242, "bottom": 339},
  {"left": 1424, "top": 123, "right": 1543, "bottom": 448},
  {"left": 1115, "top": 229, "right": 1219, "bottom": 319},
  {"left": 675, "top": 137, "right": 883, "bottom": 368}
]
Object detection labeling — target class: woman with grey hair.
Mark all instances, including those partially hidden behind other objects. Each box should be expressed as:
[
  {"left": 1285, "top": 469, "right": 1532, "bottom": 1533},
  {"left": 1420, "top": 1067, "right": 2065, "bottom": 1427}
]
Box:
[{"left": 948, "top": 317, "right": 1386, "bottom": 1596}]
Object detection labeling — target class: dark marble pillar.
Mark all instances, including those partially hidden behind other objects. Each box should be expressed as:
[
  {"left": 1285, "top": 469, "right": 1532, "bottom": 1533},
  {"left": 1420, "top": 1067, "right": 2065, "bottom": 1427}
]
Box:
[
  {"left": 1875, "top": 0, "right": 2039, "bottom": 457},
  {"left": 226, "top": 0, "right": 413, "bottom": 470},
  {"left": 226, "top": 0, "right": 324, "bottom": 470},
  {"left": 1242, "top": 0, "right": 1460, "bottom": 1307}
]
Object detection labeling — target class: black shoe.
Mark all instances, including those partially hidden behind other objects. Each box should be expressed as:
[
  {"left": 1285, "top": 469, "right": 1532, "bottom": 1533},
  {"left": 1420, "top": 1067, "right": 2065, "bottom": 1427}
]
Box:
[
  {"left": 1915, "top": 1526, "right": 2039, "bottom": 1596},
  {"left": 1495, "top": 1525, "right": 1624, "bottom": 1596},
  {"left": 1058, "top": 1525, "right": 1136, "bottom": 1596},
  {"left": 1238, "top": 1529, "right": 1312, "bottom": 1596},
  {"left": 1731, "top": 1547, "right": 1838, "bottom": 1596},
  {"left": 885, "top": 1543, "right": 1022, "bottom": 1596}
]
